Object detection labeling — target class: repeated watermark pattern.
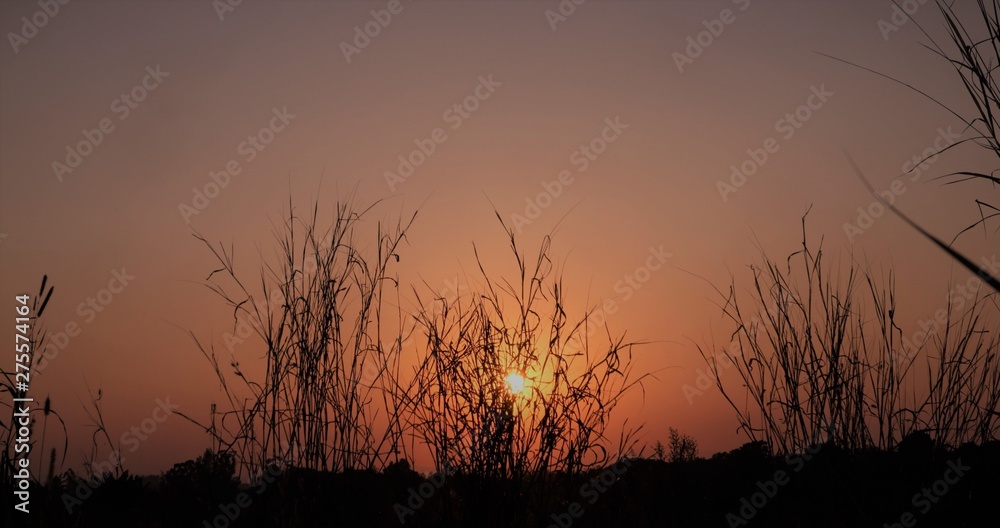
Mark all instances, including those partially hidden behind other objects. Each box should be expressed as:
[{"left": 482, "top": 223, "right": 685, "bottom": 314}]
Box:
[
  {"left": 843, "top": 126, "right": 961, "bottom": 242},
  {"left": 717, "top": 84, "right": 833, "bottom": 201},
  {"left": 6, "top": 0, "right": 72, "bottom": 54},
  {"left": 673, "top": 0, "right": 751, "bottom": 73},
  {"left": 877, "top": 0, "right": 930, "bottom": 41},
  {"left": 35, "top": 268, "right": 136, "bottom": 373},
  {"left": 52, "top": 65, "right": 170, "bottom": 182},
  {"left": 61, "top": 397, "right": 180, "bottom": 513},
  {"left": 544, "top": 0, "right": 587, "bottom": 31},
  {"left": 881, "top": 458, "right": 970, "bottom": 528},
  {"left": 179, "top": 107, "right": 296, "bottom": 224},
  {"left": 385, "top": 74, "right": 501, "bottom": 192},
  {"left": 509, "top": 116, "right": 628, "bottom": 233},
  {"left": 546, "top": 457, "right": 634, "bottom": 528},
  {"left": 340, "top": 0, "right": 413, "bottom": 63}
]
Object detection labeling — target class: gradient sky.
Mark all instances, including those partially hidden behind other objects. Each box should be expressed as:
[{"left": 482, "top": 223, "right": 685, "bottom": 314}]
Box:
[{"left": 1, "top": 0, "right": 996, "bottom": 476}]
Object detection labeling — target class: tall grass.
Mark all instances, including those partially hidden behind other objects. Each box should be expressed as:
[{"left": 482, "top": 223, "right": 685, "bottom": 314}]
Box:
[
  {"left": 186, "top": 195, "right": 416, "bottom": 479},
  {"left": 397, "top": 215, "right": 647, "bottom": 522},
  {"left": 823, "top": 0, "right": 1000, "bottom": 290},
  {"left": 699, "top": 215, "right": 1000, "bottom": 454},
  {"left": 181, "top": 197, "right": 651, "bottom": 528},
  {"left": 0, "top": 277, "right": 64, "bottom": 486},
  {"left": 931, "top": 0, "right": 1000, "bottom": 231}
]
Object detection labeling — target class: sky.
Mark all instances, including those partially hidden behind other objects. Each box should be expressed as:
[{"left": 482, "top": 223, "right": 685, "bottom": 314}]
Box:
[{"left": 1, "top": 0, "right": 997, "bottom": 476}]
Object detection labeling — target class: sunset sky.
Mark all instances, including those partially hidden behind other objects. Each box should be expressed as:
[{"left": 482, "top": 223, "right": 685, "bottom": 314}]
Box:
[{"left": 1, "top": 0, "right": 996, "bottom": 476}]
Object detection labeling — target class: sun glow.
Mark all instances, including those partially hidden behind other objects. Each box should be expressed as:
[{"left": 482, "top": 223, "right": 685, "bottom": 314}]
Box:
[{"left": 504, "top": 371, "right": 528, "bottom": 396}]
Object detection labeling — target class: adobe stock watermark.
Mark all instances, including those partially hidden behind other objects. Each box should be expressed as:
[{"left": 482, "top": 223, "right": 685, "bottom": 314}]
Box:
[
  {"left": 385, "top": 74, "right": 501, "bottom": 192},
  {"left": 7, "top": 0, "right": 72, "bottom": 54},
  {"left": 218, "top": 245, "right": 426, "bottom": 355},
  {"left": 35, "top": 267, "right": 136, "bottom": 373},
  {"left": 179, "top": 106, "right": 295, "bottom": 224},
  {"left": 683, "top": 346, "right": 738, "bottom": 405},
  {"left": 567, "top": 245, "right": 672, "bottom": 350},
  {"left": 717, "top": 84, "right": 833, "bottom": 202},
  {"left": 202, "top": 461, "right": 285, "bottom": 528},
  {"left": 682, "top": 299, "right": 781, "bottom": 404},
  {"left": 882, "top": 458, "right": 970, "bottom": 528},
  {"left": 220, "top": 290, "right": 388, "bottom": 389},
  {"left": 843, "top": 126, "right": 961, "bottom": 243},
  {"left": 725, "top": 422, "right": 834, "bottom": 527},
  {"left": 340, "top": 0, "right": 412, "bottom": 63},
  {"left": 544, "top": 0, "right": 586, "bottom": 31},
  {"left": 877, "top": 0, "right": 930, "bottom": 41},
  {"left": 890, "top": 254, "right": 1000, "bottom": 368},
  {"left": 393, "top": 463, "right": 456, "bottom": 524},
  {"left": 220, "top": 269, "right": 410, "bottom": 389},
  {"left": 673, "top": 0, "right": 751, "bottom": 73},
  {"left": 52, "top": 65, "right": 170, "bottom": 182},
  {"left": 212, "top": 0, "right": 244, "bottom": 21},
  {"left": 547, "top": 457, "right": 634, "bottom": 528},
  {"left": 509, "top": 116, "right": 628, "bottom": 233},
  {"left": 61, "top": 397, "right": 180, "bottom": 513}
]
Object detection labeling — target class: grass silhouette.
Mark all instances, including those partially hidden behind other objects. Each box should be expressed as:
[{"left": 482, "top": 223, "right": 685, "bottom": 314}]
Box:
[{"left": 698, "top": 213, "right": 1000, "bottom": 455}]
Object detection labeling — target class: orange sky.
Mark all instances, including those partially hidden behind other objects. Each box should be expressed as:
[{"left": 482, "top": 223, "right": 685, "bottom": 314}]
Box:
[{"left": 1, "top": 0, "right": 996, "bottom": 476}]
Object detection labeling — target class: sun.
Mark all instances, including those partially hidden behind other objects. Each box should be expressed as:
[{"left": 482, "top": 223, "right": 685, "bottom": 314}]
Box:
[{"left": 504, "top": 371, "right": 529, "bottom": 396}]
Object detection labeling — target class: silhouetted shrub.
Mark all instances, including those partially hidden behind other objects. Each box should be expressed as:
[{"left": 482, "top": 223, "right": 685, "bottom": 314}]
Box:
[
  {"left": 160, "top": 449, "right": 240, "bottom": 520},
  {"left": 667, "top": 427, "right": 698, "bottom": 463}
]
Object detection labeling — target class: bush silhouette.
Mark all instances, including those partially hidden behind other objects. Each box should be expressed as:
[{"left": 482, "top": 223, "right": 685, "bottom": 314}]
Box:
[{"left": 161, "top": 449, "right": 240, "bottom": 520}]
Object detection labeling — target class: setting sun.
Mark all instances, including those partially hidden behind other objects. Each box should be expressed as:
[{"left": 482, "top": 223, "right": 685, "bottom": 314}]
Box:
[{"left": 504, "top": 371, "right": 528, "bottom": 396}]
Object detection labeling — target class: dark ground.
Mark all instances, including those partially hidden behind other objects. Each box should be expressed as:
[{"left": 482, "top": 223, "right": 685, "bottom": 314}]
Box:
[{"left": 5, "top": 438, "right": 997, "bottom": 528}]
